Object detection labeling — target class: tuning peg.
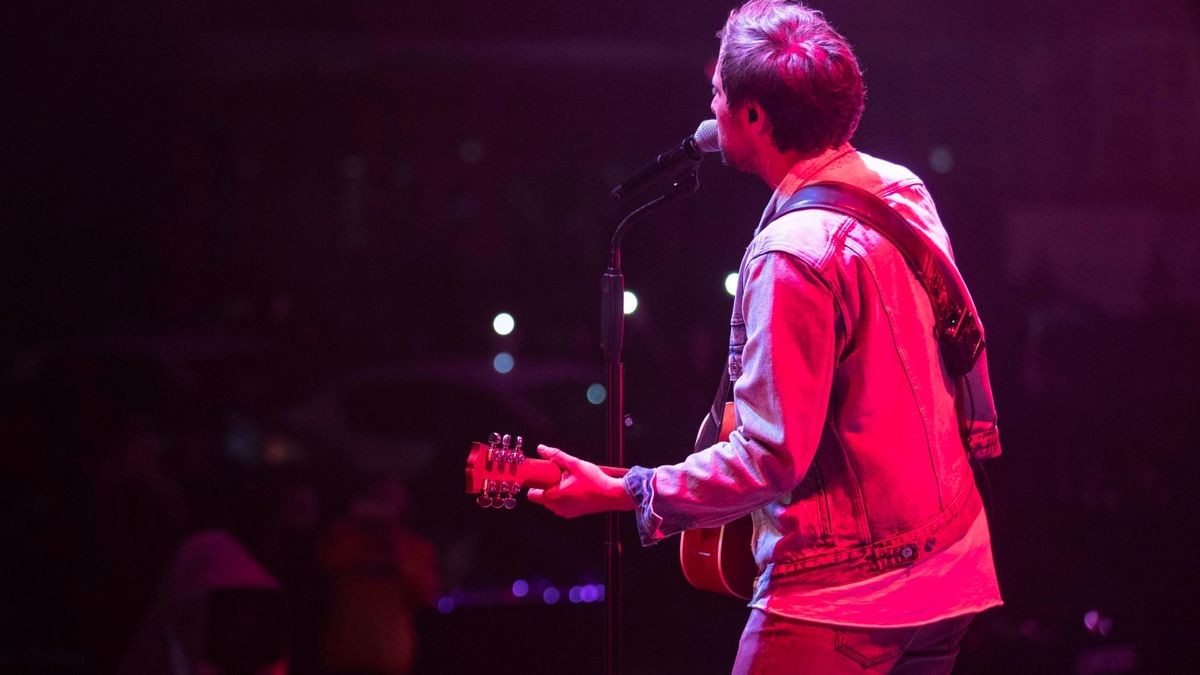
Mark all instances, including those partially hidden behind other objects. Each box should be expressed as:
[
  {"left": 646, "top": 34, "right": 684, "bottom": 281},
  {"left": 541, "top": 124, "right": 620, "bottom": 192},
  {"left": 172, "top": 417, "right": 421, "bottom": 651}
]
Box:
[
  {"left": 514, "top": 436, "right": 524, "bottom": 452},
  {"left": 502, "top": 495, "right": 517, "bottom": 509},
  {"left": 501, "top": 433, "right": 512, "bottom": 450},
  {"left": 488, "top": 432, "right": 501, "bottom": 448},
  {"left": 476, "top": 494, "right": 493, "bottom": 508}
]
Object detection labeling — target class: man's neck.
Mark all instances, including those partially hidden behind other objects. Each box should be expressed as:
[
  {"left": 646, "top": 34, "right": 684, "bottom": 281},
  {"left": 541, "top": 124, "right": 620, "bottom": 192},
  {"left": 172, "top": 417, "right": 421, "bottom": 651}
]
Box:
[{"left": 762, "top": 145, "right": 852, "bottom": 191}]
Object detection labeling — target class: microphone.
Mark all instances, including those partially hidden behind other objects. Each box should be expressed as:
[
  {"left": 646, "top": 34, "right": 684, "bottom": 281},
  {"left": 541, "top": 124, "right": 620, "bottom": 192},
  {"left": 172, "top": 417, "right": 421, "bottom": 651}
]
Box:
[{"left": 611, "top": 120, "right": 720, "bottom": 202}]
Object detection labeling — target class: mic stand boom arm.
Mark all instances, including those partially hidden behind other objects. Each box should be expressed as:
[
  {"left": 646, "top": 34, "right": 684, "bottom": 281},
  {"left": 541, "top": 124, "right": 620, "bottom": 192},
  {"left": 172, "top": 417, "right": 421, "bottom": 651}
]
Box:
[{"left": 600, "top": 167, "right": 699, "bottom": 675}]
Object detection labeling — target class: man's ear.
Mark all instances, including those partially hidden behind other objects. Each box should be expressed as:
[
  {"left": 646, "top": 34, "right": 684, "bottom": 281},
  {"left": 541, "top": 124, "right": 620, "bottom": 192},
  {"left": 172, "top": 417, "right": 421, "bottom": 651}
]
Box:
[{"left": 746, "top": 103, "right": 771, "bottom": 140}]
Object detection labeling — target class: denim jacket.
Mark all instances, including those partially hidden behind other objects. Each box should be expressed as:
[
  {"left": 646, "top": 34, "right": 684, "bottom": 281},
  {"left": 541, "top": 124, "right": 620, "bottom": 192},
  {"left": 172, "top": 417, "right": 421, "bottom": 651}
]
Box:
[{"left": 624, "top": 148, "right": 1000, "bottom": 593}]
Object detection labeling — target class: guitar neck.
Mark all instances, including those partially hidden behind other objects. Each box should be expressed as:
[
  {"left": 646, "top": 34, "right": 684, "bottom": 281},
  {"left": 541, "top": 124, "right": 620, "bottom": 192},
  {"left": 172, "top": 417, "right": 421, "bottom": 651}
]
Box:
[
  {"left": 514, "top": 458, "right": 629, "bottom": 489},
  {"left": 464, "top": 440, "right": 628, "bottom": 496}
]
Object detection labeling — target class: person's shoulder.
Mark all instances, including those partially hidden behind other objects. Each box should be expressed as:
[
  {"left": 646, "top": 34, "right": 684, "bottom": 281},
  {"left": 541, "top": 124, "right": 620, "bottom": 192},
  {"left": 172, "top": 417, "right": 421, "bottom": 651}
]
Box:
[
  {"left": 750, "top": 151, "right": 936, "bottom": 268},
  {"left": 836, "top": 150, "right": 953, "bottom": 258},
  {"left": 840, "top": 150, "right": 925, "bottom": 198},
  {"left": 751, "top": 208, "right": 846, "bottom": 270}
]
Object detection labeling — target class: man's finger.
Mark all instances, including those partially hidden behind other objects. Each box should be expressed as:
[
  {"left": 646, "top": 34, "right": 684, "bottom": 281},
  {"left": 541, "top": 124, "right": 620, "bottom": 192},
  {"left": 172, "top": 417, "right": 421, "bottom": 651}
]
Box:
[
  {"left": 538, "top": 444, "right": 581, "bottom": 471},
  {"left": 526, "top": 488, "right": 565, "bottom": 517}
]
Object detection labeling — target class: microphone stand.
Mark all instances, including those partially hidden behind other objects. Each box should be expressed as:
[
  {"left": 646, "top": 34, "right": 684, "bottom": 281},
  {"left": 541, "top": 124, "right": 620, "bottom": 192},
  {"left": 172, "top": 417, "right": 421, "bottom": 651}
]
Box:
[{"left": 600, "top": 167, "right": 700, "bottom": 675}]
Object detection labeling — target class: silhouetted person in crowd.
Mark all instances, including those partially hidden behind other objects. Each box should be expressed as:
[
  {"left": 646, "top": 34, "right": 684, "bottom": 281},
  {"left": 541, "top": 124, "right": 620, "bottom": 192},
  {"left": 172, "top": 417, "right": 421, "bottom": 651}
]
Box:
[
  {"left": 319, "top": 477, "right": 438, "bottom": 675},
  {"left": 120, "top": 530, "right": 287, "bottom": 675}
]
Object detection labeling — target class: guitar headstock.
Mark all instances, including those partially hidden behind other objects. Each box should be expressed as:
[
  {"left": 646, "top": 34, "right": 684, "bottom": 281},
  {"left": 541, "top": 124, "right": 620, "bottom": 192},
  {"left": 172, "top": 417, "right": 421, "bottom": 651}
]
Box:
[
  {"left": 464, "top": 433, "right": 529, "bottom": 509},
  {"left": 464, "top": 436, "right": 623, "bottom": 511}
]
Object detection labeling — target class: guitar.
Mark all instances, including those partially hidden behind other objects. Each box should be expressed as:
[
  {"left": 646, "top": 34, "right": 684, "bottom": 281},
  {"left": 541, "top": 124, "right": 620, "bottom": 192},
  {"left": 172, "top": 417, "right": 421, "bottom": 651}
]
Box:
[{"left": 463, "top": 404, "right": 757, "bottom": 600}]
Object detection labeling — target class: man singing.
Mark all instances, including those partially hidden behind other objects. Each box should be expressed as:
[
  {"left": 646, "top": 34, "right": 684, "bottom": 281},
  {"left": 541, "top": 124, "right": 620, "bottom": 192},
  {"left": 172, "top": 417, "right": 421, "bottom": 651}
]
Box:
[{"left": 528, "top": 1, "right": 1002, "bottom": 672}]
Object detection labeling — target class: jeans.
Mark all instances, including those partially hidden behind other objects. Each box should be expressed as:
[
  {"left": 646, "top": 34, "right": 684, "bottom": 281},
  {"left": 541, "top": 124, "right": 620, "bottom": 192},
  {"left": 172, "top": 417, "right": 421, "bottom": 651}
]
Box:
[{"left": 732, "top": 609, "right": 975, "bottom": 674}]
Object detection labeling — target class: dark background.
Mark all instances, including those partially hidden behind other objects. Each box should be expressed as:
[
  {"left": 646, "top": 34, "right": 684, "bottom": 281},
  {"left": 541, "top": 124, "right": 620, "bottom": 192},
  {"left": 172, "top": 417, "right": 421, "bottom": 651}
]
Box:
[{"left": 5, "top": 1, "right": 1200, "bottom": 673}]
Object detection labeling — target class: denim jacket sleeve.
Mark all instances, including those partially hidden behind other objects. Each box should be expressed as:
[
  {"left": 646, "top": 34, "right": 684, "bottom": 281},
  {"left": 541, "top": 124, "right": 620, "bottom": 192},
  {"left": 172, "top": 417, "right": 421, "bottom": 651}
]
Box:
[{"left": 623, "top": 250, "right": 837, "bottom": 546}]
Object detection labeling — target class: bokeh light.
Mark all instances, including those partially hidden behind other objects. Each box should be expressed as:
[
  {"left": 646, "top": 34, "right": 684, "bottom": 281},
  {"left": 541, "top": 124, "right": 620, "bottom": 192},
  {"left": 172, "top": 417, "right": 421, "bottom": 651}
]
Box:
[
  {"left": 623, "top": 290, "right": 638, "bottom": 315},
  {"left": 587, "top": 383, "right": 607, "bottom": 405},
  {"left": 493, "top": 312, "right": 515, "bottom": 335},
  {"left": 929, "top": 145, "right": 954, "bottom": 174}
]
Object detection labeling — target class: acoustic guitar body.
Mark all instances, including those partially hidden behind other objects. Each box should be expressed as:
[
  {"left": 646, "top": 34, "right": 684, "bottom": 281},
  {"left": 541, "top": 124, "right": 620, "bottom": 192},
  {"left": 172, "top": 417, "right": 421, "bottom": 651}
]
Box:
[
  {"left": 679, "top": 514, "right": 756, "bottom": 600},
  {"left": 677, "top": 402, "right": 757, "bottom": 600}
]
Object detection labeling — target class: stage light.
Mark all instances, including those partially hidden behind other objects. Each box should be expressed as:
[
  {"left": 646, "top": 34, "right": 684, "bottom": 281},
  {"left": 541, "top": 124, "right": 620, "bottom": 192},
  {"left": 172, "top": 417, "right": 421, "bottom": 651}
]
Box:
[
  {"left": 568, "top": 586, "right": 584, "bottom": 603},
  {"left": 493, "top": 312, "right": 515, "bottom": 335},
  {"left": 587, "top": 383, "right": 607, "bottom": 405},
  {"left": 542, "top": 587, "right": 561, "bottom": 604},
  {"left": 511, "top": 579, "right": 529, "bottom": 598},
  {"left": 493, "top": 352, "right": 514, "bottom": 374},
  {"left": 725, "top": 272, "right": 739, "bottom": 296},
  {"left": 581, "top": 585, "right": 601, "bottom": 603},
  {"left": 623, "top": 291, "right": 638, "bottom": 315}
]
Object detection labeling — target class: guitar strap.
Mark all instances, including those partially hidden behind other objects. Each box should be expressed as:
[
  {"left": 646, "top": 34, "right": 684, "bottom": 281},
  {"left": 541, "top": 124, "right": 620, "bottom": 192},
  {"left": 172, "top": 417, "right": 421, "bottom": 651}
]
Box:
[{"left": 697, "top": 181, "right": 1001, "bottom": 461}]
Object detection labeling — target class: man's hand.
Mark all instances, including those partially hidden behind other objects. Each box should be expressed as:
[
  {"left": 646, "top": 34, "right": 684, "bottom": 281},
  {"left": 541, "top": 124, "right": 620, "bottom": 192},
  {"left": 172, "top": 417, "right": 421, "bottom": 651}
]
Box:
[{"left": 526, "top": 444, "right": 634, "bottom": 518}]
